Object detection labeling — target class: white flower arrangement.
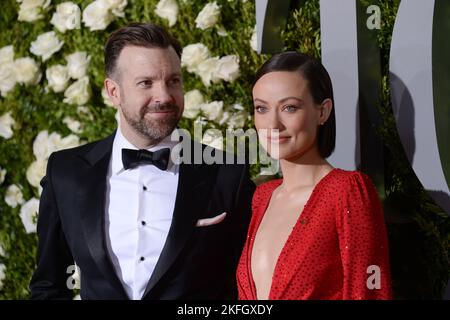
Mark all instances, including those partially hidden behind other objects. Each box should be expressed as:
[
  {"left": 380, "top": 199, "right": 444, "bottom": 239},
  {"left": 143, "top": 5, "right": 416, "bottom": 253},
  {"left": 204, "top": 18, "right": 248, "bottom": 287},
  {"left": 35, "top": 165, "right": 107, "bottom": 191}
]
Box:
[
  {"left": 0, "top": 46, "right": 17, "bottom": 97},
  {"left": 0, "top": 113, "right": 16, "bottom": 139},
  {"left": 181, "top": 43, "right": 240, "bottom": 87},
  {"left": 5, "top": 184, "right": 25, "bottom": 208},
  {"left": 155, "top": 0, "right": 179, "bottom": 27},
  {"left": 19, "top": 198, "right": 40, "bottom": 234},
  {"left": 46, "top": 64, "right": 70, "bottom": 92},
  {"left": 50, "top": 2, "right": 81, "bottom": 33},
  {"left": 63, "top": 76, "right": 91, "bottom": 105},
  {"left": 30, "top": 31, "right": 64, "bottom": 61},
  {"left": 201, "top": 129, "right": 224, "bottom": 150},
  {"left": 14, "top": 57, "right": 42, "bottom": 85},
  {"left": 0, "top": 167, "right": 6, "bottom": 185},
  {"left": 26, "top": 159, "right": 47, "bottom": 189},
  {"left": 82, "top": 0, "right": 128, "bottom": 31},
  {"left": 183, "top": 89, "right": 204, "bottom": 119},
  {"left": 215, "top": 54, "right": 240, "bottom": 82},
  {"left": 181, "top": 43, "right": 211, "bottom": 73},
  {"left": 195, "top": 1, "right": 221, "bottom": 30},
  {"left": 63, "top": 116, "right": 82, "bottom": 134},
  {"left": 0, "top": 264, "right": 6, "bottom": 290},
  {"left": 17, "top": 0, "right": 51, "bottom": 22},
  {"left": 66, "top": 51, "right": 90, "bottom": 80}
]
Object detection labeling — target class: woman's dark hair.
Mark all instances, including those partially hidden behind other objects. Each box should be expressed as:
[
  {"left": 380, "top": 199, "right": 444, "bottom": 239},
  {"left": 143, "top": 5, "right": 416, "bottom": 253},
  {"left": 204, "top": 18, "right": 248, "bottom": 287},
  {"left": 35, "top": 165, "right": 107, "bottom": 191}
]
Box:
[
  {"left": 104, "top": 22, "right": 182, "bottom": 78},
  {"left": 254, "top": 51, "right": 336, "bottom": 158}
]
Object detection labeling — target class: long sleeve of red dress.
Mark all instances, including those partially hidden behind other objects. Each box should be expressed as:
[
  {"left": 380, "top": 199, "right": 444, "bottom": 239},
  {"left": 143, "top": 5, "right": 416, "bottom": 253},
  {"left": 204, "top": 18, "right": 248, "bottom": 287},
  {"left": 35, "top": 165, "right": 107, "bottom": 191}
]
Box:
[{"left": 236, "top": 169, "right": 392, "bottom": 300}]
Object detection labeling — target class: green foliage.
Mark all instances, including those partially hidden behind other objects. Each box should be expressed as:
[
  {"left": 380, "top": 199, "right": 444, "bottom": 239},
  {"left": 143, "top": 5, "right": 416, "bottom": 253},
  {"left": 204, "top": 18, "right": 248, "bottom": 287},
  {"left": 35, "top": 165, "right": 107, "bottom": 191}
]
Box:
[{"left": 0, "top": 0, "right": 448, "bottom": 300}]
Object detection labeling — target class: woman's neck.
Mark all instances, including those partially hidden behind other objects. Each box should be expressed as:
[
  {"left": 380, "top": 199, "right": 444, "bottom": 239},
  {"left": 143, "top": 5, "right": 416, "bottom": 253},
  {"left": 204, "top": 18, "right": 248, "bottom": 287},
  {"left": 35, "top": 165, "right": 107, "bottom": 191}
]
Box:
[{"left": 279, "top": 147, "right": 333, "bottom": 192}]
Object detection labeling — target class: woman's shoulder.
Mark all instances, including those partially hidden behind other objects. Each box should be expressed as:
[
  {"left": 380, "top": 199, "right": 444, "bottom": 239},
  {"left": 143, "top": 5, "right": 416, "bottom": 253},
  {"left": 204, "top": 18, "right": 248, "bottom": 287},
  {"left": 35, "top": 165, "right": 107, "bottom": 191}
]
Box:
[
  {"left": 327, "top": 168, "right": 378, "bottom": 198},
  {"left": 253, "top": 178, "right": 282, "bottom": 201}
]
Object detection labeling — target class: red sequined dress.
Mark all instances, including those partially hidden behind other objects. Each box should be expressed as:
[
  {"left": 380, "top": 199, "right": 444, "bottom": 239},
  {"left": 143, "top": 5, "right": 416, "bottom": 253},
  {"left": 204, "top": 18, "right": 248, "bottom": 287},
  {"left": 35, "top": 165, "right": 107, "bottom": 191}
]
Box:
[{"left": 237, "top": 168, "right": 392, "bottom": 300}]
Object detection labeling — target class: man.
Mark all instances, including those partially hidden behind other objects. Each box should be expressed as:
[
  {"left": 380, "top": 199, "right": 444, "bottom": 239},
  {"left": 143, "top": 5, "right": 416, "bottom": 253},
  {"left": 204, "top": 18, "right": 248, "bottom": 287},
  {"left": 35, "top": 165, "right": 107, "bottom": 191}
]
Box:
[{"left": 30, "top": 23, "right": 255, "bottom": 300}]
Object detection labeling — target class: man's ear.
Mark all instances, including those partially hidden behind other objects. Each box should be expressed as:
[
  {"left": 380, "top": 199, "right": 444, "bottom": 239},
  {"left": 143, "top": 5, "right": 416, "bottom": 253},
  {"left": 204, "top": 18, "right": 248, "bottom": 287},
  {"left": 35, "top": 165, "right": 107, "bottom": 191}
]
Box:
[
  {"left": 319, "top": 98, "right": 333, "bottom": 125},
  {"left": 104, "top": 78, "right": 121, "bottom": 107}
]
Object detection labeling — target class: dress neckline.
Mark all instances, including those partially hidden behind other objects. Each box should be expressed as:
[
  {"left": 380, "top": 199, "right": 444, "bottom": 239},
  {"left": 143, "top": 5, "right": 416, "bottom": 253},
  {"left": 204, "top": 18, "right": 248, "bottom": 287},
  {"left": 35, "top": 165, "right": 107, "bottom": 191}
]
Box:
[{"left": 248, "top": 168, "right": 338, "bottom": 300}]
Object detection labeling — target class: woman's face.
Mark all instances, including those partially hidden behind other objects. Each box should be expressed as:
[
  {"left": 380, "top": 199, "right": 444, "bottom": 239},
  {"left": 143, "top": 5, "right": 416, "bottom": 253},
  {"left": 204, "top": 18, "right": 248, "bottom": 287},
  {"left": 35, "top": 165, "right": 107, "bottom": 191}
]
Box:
[{"left": 252, "top": 71, "right": 330, "bottom": 161}]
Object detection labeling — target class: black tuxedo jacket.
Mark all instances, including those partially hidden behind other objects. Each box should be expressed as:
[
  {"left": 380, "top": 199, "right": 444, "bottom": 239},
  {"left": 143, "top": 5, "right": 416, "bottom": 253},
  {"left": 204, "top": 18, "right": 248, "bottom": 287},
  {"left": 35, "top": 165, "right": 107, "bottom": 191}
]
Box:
[{"left": 29, "top": 131, "right": 255, "bottom": 300}]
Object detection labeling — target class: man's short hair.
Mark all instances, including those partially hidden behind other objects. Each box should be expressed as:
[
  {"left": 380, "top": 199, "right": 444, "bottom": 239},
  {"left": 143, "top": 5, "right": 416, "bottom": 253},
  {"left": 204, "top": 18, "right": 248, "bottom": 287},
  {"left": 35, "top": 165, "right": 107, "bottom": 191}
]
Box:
[{"left": 104, "top": 22, "right": 182, "bottom": 78}]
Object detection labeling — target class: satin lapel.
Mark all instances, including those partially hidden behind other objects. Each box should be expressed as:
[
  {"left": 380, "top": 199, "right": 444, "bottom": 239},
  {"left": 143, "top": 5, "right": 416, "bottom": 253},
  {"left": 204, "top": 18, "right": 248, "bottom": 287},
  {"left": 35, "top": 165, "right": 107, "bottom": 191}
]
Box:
[
  {"left": 142, "top": 162, "right": 215, "bottom": 298},
  {"left": 77, "top": 132, "right": 128, "bottom": 298}
]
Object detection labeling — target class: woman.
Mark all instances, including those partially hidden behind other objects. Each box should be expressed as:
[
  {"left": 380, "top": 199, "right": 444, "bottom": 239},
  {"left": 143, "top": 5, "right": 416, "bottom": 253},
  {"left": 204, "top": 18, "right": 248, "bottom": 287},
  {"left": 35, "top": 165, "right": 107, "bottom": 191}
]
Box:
[{"left": 237, "top": 51, "right": 392, "bottom": 300}]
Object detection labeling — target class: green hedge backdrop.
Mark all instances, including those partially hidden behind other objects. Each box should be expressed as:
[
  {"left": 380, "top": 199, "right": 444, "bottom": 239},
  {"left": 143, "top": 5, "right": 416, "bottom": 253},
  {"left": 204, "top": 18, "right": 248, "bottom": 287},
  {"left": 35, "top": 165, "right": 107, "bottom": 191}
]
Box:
[{"left": 0, "top": 0, "right": 448, "bottom": 299}]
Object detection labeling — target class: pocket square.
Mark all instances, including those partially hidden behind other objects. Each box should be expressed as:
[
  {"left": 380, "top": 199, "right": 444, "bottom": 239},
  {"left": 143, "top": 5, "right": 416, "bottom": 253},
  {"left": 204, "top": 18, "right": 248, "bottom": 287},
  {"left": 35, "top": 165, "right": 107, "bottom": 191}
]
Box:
[{"left": 196, "top": 212, "right": 227, "bottom": 227}]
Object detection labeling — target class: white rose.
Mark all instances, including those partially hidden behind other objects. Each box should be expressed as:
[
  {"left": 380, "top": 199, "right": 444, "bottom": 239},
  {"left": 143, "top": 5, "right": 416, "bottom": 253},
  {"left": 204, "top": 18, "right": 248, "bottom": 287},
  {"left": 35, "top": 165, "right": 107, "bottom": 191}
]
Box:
[
  {"left": 250, "top": 26, "right": 258, "bottom": 52},
  {"left": 0, "top": 243, "right": 5, "bottom": 257},
  {"left": 195, "top": 1, "right": 221, "bottom": 30},
  {"left": 82, "top": 0, "right": 114, "bottom": 31},
  {"left": 0, "top": 168, "right": 6, "bottom": 185},
  {"left": 50, "top": 2, "right": 81, "bottom": 33},
  {"left": 216, "top": 27, "right": 227, "bottom": 37},
  {"left": 30, "top": 31, "right": 64, "bottom": 61},
  {"left": 227, "top": 110, "right": 247, "bottom": 129},
  {"left": 102, "top": 0, "right": 128, "bottom": 17},
  {"left": 196, "top": 57, "right": 221, "bottom": 86},
  {"left": 0, "top": 264, "right": 5, "bottom": 290},
  {"left": 200, "top": 100, "right": 223, "bottom": 121},
  {"left": 26, "top": 159, "right": 47, "bottom": 188},
  {"left": 63, "top": 116, "right": 82, "bottom": 133},
  {"left": 33, "top": 130, "right": 53, "bottom": 160},
  {"left": 183, "top": 89, "right": 204, "bottom": 119},
  {"left": 218, "top": 110, "right": 229, "bottom": 126},
  {"left": 181, "top": 43, "right": 210, "bottom": 73},
  {"left": 20, "top": 198, "right": 40, "bottom": 234},
  {"left": 0, "top": 45, "right": 14, "bottom": 64},
  {"left": 101, "top": 87, "right": 115, "bottom": 107},
  {"left": 66, "top": 51, "right": 90, "bottom": 79},
  {"left": 5, "top": 184, "right": 24, "bottom": 208},
  {"left": 0, "top": 112, "right": 15, "bottom": 139},
  {"left": 63, "top": 76, "right": 91, "bottom": 105},
  {"left": 18, "top": 0, "right": 51, "bottom": 22},
  {"left": 46, "top": 64, "right": 70, "bottom": 92},
  {"left": 56, "top": 134, "right": 80, "bottom": 151},
  {"left": 201, "top": 129, "right": 223, "bottom": 150},
  {"left": 216, "top": 54, "right": 240, "bottom": 82},
  {"left": 14, "top": 57, "right": 41, "bottom": 85},
  {"left": 0, "top": 62, "right": 17, "bottom": 97},
  {"left": 155, "top": 0, "right": 179, "bottom": 27}
]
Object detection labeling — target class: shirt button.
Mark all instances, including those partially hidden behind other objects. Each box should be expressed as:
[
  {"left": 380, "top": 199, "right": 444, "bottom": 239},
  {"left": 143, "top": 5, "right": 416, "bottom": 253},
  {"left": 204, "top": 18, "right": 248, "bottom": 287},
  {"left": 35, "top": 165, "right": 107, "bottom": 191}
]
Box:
[
  {"left": 140, "top": 257, "right": 145, "bottom": 262},
  {"left": 143, "top": 186, "right": 147, "bottom": 191},
  {"left": 141, "top": 221, "right": 146, "bottom": 226}
]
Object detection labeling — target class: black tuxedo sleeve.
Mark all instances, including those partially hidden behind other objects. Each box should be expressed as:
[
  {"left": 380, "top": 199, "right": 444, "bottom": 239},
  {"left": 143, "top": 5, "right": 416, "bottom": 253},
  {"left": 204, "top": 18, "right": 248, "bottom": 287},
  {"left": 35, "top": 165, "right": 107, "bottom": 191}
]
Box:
[
  {"left": 29, "top": 153, "right": 74, "bottom": 300},
  {"left": 232, "top": 163, "right": 255, "bottom": 259},
  {"left": 224, "top": 163, "right": 255, "bottom": 298}
]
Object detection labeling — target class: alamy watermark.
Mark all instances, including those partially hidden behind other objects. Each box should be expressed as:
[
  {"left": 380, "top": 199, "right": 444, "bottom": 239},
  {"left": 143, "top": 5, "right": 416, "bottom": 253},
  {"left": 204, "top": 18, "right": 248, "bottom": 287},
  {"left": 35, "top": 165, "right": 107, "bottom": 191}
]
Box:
[{"left": 169, "top": 123, "right": 281, "bottom": 176}]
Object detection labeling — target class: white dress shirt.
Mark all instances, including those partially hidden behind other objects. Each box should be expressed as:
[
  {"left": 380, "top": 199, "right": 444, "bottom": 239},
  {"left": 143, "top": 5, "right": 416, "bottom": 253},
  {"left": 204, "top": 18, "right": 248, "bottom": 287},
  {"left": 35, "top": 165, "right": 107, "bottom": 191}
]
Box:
[{"left": 104, "top": 128, "right": 179, "bottom": 300}]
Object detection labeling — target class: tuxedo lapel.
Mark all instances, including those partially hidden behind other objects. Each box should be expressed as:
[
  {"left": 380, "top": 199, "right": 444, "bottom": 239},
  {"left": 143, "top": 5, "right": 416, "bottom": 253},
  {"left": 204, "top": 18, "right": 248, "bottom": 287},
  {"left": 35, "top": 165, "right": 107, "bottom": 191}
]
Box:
[
  {"left": 142, "top": 161, "right": 216, "bottom": 299},
  {"left": 77, "top": 132, "right": 128, "bottom": 298}
]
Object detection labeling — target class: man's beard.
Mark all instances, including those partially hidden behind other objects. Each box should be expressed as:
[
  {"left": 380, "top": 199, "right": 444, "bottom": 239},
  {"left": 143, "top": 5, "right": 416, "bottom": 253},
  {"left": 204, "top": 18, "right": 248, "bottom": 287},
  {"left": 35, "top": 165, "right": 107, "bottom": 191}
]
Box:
[{"left": 121, "top": 102, "right": 181, "bottom": 144}]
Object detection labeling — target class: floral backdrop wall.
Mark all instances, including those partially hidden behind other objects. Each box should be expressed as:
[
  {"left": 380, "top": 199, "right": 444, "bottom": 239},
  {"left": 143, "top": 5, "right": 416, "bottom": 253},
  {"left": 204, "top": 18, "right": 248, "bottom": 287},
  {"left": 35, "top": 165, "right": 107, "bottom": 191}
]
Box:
[{"left": 0, "top": 0, "right": 448, "bottom": 299}]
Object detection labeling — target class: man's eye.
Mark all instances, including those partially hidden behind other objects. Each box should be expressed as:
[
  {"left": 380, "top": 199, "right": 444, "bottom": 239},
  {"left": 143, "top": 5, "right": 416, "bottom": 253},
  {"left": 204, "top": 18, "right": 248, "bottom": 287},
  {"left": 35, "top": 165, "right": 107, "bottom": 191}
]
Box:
[
  {"left": 169, "top": 78, "right": 181, "bottom": 85},
  {"left": 138, "top": 80, "right": 152, "bottom": 87}
]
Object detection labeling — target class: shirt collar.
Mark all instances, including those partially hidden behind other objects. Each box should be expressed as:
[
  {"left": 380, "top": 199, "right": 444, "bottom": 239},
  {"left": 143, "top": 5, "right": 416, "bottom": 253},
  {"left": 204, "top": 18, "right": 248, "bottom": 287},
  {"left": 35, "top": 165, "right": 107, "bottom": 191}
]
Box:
[{"left": 111, "top": 126, "right": 179, "bottom": 176}]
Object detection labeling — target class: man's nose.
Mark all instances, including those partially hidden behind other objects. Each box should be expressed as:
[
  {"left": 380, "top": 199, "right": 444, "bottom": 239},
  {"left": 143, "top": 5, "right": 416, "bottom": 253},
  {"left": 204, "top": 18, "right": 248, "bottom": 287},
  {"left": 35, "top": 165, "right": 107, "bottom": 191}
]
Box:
[{"left": 153, "top": 83, "right": 173, "bottom": 104}]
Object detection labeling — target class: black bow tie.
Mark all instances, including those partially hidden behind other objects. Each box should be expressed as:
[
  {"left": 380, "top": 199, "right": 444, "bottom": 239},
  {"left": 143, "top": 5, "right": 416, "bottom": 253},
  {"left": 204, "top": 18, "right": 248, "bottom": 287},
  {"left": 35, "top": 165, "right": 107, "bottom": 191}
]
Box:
[{"left": 122, "top": 148, "right": 171, "bottom": 171}]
